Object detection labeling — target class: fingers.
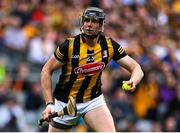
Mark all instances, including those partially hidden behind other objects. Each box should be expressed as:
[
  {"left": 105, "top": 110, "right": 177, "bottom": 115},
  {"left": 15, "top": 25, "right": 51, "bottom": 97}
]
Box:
[
  {"left": 42, "top": 107, "right": 51, "bottom": 122},
  {"left": 42, "top": 105, "right": 55, "bottom": 122},
  {"left": 122, "top": 80, "right": 136, "bottom": 92}
]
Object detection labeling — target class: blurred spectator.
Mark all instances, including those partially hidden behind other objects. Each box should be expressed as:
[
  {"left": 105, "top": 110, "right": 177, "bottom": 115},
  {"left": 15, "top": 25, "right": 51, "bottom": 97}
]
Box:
[
  {"left": 0, "top": 95, "right": 20, "bottom": 131},
  {"left": 12, "top": 62, "right": 30, "bottom": 92},
  {"left": 0, "top": 58, "right": 6, "bottom": 84},
  {"left": 0, "top": 74, "right": 12, "bottom": 105},
  {"left": 27, "top": 29, "right": 56, "bottom": 64},
  {"left": 133, "top": 71, "right": 159, "bottom": 120},
  {"left": 11, "top": 1, "right": 32, "bottom": 27},
  {"left": 25, "top": 82, "right": 44, "bottom": 131},
  {"left": 4, "top": 15, "right": 27, "bottom": 52},
  {"left": 163, "top": 115, "right": 177, "bottom": 132},
  {"left": 0, "top": 94, "right": 29, "bottom": 131}
]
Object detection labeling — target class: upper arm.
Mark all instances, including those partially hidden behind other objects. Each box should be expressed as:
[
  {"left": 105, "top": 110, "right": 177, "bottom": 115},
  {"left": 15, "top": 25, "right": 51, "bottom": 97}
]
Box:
[
  {"left": 54, "top": 39, "right": 69, "bottom": 63},
  {"left": 116, "top": 55, "right": 140, "bottom": 73},
  {"left": 41, "top": 55, "right": 64, "bottom": 74},
  {"left": 110, "top": 38, "right": 140, "bottom": 73},
  {"left": 111, "top": 38, "right": 127, "bottom": 61},
  {"left": 42, "top": 39, "right": 69, "bottom": 75}
]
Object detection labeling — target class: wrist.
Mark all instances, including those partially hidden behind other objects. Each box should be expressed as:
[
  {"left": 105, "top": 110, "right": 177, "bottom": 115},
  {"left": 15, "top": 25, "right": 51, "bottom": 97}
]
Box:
[
  {"left": 46, "top": 102, "right": 55, "bottom": 113},
  {"left": 46, "top": 102, "right": 54, "bottom": 107}
]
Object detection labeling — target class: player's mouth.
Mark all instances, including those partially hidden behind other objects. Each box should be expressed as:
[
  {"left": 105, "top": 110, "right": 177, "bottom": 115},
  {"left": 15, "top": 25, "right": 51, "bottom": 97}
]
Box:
[{"left": 86, "top": 29, "right": 94, "bottom": 34}]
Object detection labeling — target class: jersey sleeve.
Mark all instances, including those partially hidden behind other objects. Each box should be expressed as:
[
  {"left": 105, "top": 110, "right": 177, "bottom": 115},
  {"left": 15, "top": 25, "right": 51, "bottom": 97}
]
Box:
[
  {"left": 111, "top": 38, "right": 127, "bottom": 61},
  {"left": 54, "top": 39, "right": 69, "bottom": 62}
]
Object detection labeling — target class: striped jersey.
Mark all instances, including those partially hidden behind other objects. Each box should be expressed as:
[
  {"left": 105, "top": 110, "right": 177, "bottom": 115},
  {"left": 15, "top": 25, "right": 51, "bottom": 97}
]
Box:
[{"left": 53, "top": 34, "right": 126, "bottom": 103}]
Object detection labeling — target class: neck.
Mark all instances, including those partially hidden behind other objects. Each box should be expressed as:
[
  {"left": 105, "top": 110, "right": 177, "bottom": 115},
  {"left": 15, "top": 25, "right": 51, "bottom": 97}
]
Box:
[
  {"left": 82, "top": 33, "right": 100, "bottom": 46},
  {"left": 85, "top": 37, "right": 98, "bottom": 46}
]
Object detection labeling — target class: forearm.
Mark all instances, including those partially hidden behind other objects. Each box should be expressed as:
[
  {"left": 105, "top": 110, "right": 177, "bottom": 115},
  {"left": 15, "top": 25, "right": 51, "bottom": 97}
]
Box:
[
  {"left": 129, "top": 64, "right": 144, "bottom": 85},
  {"left": 117, "top": 55, "right": 144, "bottom": 85},
  {"left": 41, "top": 69, "right": 54, "bottom": 104}
]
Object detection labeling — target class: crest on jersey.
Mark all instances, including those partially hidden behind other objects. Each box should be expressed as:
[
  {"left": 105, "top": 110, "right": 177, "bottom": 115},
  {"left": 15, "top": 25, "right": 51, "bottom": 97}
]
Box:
[
  {"left": 102, "top": 50, "right": 107, "bottom": 58},
  {"left": 74, "top": 62, "right": 105, "bottom": 76}
]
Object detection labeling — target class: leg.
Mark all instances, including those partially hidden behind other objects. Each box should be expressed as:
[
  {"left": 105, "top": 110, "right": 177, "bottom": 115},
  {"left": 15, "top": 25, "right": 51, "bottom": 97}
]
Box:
[
  {"left": 48, "top": 124, "right": 69, "bottom": 132},
  {"left": 47, "top": 99, "right": 78, "bottom": 132},
  {"left": 84, "top": 105, "right": 116, "bottom": 132}
]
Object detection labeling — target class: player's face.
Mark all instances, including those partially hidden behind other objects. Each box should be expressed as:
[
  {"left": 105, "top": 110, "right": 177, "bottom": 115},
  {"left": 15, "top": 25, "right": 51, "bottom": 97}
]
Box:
[{"left": 82, "top": 17, "right": 101, "bottom": 36}]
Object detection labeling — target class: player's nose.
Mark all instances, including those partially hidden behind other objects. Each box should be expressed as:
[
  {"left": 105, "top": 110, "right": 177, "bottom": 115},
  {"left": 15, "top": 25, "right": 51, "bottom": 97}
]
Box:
[{"left": 87, "top": 20, "right": 93, "bottom": 26}]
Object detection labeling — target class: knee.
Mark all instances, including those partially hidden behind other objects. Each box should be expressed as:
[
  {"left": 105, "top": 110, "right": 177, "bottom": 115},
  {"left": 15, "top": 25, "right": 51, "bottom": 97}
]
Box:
[
  {"left": 104, "top": 124, "right": 116, "bottom": 132},
  {"left": 95, "top": 123, "right": 116, "bottom": 132}
]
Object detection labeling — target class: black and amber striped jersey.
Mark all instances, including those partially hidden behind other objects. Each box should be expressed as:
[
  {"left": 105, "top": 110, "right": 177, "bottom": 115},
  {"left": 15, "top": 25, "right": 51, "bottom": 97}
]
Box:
[{"left": 53, "top": 34, "right": 126, "bottom": 103}]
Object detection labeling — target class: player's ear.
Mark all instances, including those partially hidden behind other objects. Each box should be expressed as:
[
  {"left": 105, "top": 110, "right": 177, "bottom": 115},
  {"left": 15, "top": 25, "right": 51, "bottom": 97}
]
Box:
[
  {"left": 79, "top": 15, "right": 84, "bottom": 32},
  {"left": 79, "top": 15, "right": 83, "bottom": 26},
  {"left": 101, "top": 23, "right": 104, "bottom": 32}
]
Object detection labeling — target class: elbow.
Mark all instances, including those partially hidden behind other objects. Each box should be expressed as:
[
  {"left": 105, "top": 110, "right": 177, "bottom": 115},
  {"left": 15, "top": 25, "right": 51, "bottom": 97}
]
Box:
[
  {"left": 134, "top": 63, "right": 144, "bottom": 79},
  {"left": 41, "top": 66, "right": 46, "bottom": 78},
  {"left": 41, "top": 66, "right": 52, "bottom": 79},
  {"left": 40, "top": 67, "right": 46, "bottom": 82},
  {"left": 138, "top": 65, "right": 144, "bottom": 80},
  {"left": 141, "top": 68, "right": 144, "bottom": 79}
]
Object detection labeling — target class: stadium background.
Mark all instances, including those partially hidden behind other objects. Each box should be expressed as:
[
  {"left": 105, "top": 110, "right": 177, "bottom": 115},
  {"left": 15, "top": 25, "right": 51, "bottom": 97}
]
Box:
[{"left": 0, "top": 0, "right": 180, "bottom": 131}]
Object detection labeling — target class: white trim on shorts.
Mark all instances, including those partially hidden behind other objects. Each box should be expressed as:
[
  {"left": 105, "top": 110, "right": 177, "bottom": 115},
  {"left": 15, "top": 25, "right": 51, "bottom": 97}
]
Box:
[{"left": 51, "top": 94, "right": 106, "bottom": 128}]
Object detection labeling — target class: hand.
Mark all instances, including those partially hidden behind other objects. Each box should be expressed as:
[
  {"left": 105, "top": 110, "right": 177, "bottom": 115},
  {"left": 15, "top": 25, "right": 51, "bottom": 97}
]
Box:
[
  {"left": 122, "top": 80, "right": 136, "bottom": 92},
  {"left": 42, "top": 104, "right": 55, "bottom": 122}
]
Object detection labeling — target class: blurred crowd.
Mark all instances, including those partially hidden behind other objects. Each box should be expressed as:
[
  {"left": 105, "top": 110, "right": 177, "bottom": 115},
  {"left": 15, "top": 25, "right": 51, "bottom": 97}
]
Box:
[{"left": 0, "top": 0, "right": 180, "bottom": 132}]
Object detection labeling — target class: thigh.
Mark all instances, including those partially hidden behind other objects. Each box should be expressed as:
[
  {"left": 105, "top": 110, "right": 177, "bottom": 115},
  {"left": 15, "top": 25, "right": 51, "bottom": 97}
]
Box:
[
  {"left": 48, "top": 124, "right": 69, "bottom": 132},
  {"left": 51, "top": 99, "right": 80, "bottom": 130},
  {"left": 84, "top": 105, "right": 116, "bottom": 132}
]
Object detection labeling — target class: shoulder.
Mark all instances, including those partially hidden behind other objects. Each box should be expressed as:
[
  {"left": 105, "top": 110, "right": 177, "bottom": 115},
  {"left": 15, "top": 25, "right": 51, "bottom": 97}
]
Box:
[
  {"left": 58, "top": 34, "right": 80, "bottom": 47},
  {"left": 67, "top": 34, "right": 81, "bottom": 43},
  {"left": 99, "top": 34, "right": 118, "bottom": 44},
  {"left": 68, "top": 34, "right": 81, "bottom": 40}
]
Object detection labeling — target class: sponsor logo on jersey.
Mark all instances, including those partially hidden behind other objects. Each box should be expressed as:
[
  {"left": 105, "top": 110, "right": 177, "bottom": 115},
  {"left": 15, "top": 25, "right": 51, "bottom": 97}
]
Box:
[
  {"left": 72, "top": 55, "right": 79, "bottom": 59},
  {"left": 74, "top": 62, "right": 105, "bottom": 76}
]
